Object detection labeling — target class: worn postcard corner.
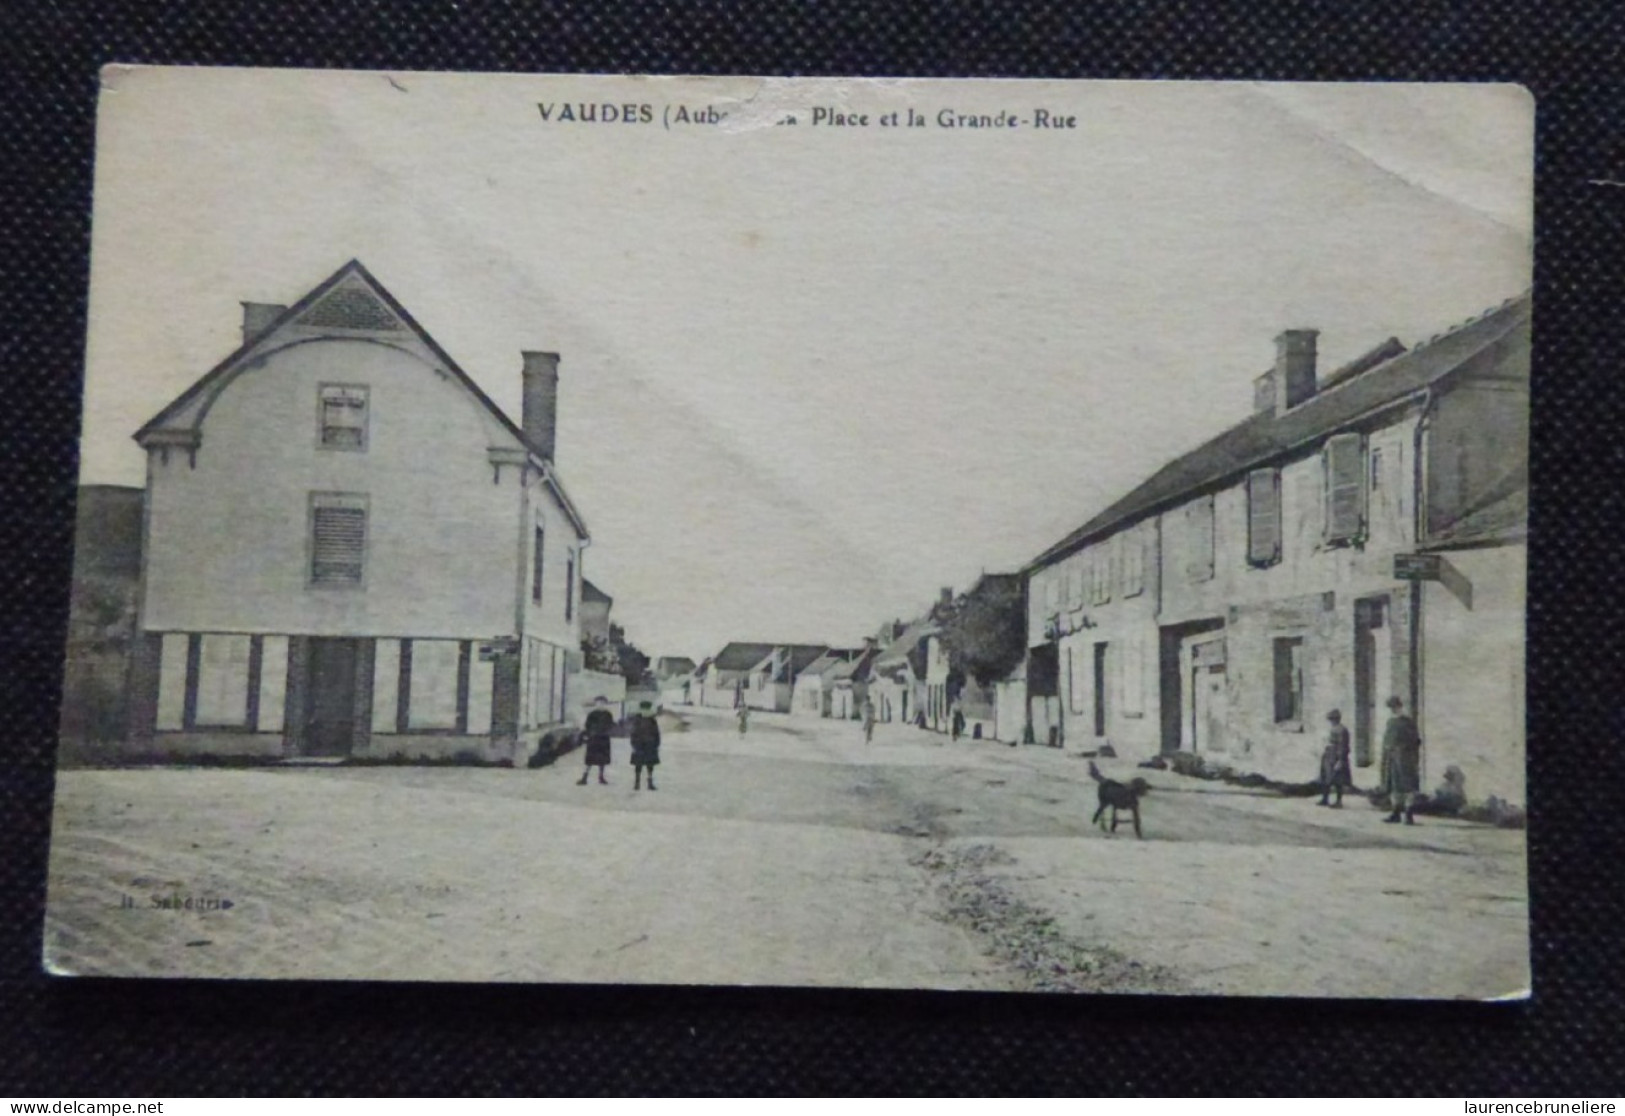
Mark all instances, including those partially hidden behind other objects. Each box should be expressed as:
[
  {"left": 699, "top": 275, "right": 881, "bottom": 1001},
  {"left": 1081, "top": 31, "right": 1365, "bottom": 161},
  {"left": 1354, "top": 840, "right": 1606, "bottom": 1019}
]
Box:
[{"left": 50, "top": 69, "right": 1531, "bottom": 998}]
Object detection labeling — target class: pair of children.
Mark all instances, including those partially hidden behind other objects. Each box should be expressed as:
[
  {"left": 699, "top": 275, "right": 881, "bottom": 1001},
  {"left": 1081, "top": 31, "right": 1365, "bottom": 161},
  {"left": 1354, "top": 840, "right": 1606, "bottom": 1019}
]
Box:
[{"left": 577, "top": 700, "right": 663, "bottom": 790}]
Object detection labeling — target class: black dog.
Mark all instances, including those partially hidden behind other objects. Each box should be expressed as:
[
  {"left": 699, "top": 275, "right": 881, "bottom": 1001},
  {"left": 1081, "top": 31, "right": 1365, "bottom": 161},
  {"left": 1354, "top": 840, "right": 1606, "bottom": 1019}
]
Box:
[{"left": 1089, "top": 760, "right": 1150, "bottom": 838}]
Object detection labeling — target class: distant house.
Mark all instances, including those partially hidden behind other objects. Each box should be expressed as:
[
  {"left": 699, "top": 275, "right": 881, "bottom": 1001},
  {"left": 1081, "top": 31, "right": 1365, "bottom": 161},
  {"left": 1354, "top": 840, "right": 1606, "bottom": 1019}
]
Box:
[
  {"left": 743, "top": 644, "right": 833, "bottom": 713},
  {"left": 654, "top": 655, "right": 698, "bottom": 706},
  {"left": 828, "top": 640, "right": 880, "bottom": 721},
  {"left": 126, "top": 260, "right": 592, "bottom": 763},
  {"left": 700, "top": 643, "right": 781, "bottom": 709},
  {"left": 791, "top": 649, "right": 857, "bottom": 717},
  {"left": 683, "top": 657, "right": 712, "bottom": 707},
  {"left": 870, "top": 617, "right": 937, "bottom": 725},
  {"left": 655, "top": 655, "right": 697, "bottom": 679},
  {"left": 579, "top": 579, "right": 613, "bottom": 646}
]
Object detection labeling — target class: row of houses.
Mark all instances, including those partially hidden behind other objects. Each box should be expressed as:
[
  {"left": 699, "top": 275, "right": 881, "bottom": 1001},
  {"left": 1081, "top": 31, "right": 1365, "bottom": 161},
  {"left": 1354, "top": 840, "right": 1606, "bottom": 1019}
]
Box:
[
  {"left": 68, "top": 260, "right": 634, "bottom": 765},
  {"left": 1016, "top": 297, "right": 1530, "bottom": 806},
  {"left": 673, "top": 573, "right": 1027, "bottom": 743},
  {"left": 667, "top": 295, "right": 1529, "bottom": 810}
]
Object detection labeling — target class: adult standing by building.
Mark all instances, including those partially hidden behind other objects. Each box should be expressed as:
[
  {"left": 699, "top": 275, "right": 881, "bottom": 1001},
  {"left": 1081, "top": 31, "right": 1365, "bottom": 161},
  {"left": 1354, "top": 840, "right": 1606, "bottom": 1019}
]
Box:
[
  {"left": 630, "top": 701, "right": 661, "bottom": 791},
  {"left": 577, "top": 696, "right": 615, "bottom": 786},
  {"left": 736, "top": 703, "right": 749, "bottom": 736},
  {"left": 1380, "top": 695, "right": 1422, "bottom": 824},
  {"left": 1318, "top": 709, "right": 1352, "bottom": 808},
  {"left": 862, "top": 696, "right": 877, "bottom": 744}
]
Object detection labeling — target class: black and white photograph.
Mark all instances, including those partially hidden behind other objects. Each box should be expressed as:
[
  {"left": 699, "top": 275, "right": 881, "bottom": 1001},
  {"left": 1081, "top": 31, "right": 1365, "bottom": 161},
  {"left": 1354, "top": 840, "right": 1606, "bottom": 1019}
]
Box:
[{"left": 47, "top": 68, "right": 1532, "bottom": 999}]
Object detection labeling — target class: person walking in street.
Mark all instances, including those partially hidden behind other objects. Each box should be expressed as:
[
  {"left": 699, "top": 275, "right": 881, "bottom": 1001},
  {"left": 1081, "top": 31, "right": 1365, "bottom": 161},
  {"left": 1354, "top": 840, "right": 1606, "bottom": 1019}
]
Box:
[
  {"left": 862, "top": 696, "right": 877, "bottom": 744},
  {"left": 950, "top": 699, "right": 966, "bottom": 742},
  {"left": 736, "top": 703, "right": 749, "bottom": 736},
  {"left": 630, "top": 700, "right": 661, "bottom": 791},
  {"left": 1318, "top": 709, "right": 1352, "bottom": 808},
  {"left": 1380, "top": 695, "right": 1422, "bottom": 824},
  {"left": 577, "top": 696, "right": 615, "bottom": 786}
]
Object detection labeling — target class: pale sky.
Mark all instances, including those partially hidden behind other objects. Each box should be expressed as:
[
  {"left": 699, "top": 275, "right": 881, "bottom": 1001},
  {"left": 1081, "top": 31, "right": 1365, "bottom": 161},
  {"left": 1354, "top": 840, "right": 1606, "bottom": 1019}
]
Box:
[{"left": 80, "top": 70, "right": 1533, "bottom": 661}]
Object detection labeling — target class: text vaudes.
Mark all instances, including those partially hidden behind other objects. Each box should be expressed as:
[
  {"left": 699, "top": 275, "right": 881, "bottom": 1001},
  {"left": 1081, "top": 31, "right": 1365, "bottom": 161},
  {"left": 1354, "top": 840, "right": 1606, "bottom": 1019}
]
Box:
[{"left": 536, "top": 103, "right": 1079, "bottom": 131}]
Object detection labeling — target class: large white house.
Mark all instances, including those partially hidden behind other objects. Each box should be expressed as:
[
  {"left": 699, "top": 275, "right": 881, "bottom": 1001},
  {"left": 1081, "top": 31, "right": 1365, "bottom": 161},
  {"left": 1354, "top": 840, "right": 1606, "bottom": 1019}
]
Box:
[{"left": 127, "top": 260, "right": 592, "bottom": 764}]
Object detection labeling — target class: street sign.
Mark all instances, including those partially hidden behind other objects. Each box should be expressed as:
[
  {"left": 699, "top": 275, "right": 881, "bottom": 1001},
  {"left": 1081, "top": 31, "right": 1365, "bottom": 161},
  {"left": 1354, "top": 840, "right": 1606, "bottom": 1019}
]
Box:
[{"left": 1393, "top": 553, "right": 1442, "bottom": 581}]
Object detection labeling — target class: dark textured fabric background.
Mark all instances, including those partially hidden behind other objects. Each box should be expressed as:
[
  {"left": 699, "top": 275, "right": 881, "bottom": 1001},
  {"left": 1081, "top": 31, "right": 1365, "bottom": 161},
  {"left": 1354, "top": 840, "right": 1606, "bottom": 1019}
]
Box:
[{"left": 3, "top": 0, "right": 1623, "bottom": 1097}]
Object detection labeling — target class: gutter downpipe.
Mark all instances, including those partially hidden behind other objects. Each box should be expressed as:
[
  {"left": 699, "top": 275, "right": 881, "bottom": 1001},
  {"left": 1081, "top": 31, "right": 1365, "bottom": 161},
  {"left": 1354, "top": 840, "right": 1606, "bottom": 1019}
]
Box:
[{"left": 1411, "top": 388, "right": 1437, "bottom": 785}]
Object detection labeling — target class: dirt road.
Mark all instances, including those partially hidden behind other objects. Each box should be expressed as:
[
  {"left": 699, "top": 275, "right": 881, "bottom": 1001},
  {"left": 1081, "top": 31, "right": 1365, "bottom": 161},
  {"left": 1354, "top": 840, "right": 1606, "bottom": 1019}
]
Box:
[{"left": 44, "top": 707, "right": 1528, "bottom": 997}]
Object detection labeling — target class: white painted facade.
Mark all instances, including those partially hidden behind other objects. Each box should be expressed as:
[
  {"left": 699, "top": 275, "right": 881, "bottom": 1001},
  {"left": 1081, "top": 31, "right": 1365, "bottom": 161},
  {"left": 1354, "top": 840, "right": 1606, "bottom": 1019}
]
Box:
[{"left": 132, "top": 262, "right": 589, "bottom": 762}]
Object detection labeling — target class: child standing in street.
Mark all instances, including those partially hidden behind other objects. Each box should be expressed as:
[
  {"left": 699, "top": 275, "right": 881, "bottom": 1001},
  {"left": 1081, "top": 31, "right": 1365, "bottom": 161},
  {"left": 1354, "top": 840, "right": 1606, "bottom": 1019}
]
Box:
[{"left": 630, "top": 701, "right": 661, "bottom": 791}]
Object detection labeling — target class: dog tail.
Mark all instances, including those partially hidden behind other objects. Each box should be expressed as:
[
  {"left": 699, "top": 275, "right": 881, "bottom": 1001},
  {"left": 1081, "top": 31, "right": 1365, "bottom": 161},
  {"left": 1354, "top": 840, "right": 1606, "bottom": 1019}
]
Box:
[{"left": 1088, "top": 760, "right": 1103, "bottom": 783}]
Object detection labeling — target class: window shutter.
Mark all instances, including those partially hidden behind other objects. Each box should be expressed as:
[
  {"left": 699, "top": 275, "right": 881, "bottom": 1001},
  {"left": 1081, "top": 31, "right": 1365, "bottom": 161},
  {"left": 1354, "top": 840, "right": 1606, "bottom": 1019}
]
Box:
[
  {"left": 1324, "top": 433, "right": 1367, "bottom": 543},
  {"left": 1247, "top": 468, "right": 1282, "bottom": 566},
  {"left": 1185, "top": 497, "right": 1215, "bottom": 582},
  {"left": 312, "top": 503, "right": 366, "bottom": 584}
]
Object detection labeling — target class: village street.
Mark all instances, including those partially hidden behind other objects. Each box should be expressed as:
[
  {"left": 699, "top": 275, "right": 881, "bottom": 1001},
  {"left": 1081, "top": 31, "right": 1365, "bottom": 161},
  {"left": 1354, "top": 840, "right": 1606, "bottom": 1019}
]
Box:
[{"left": 45, "top": 706, "right": 1527, "bottom": 998}]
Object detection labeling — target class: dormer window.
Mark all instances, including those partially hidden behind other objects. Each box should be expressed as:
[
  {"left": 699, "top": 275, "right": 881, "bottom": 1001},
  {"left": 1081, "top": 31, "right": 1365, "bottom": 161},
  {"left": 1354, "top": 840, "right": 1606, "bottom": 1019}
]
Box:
[{"left": 319, "top": 385, "right": 369, "bottom": 450}]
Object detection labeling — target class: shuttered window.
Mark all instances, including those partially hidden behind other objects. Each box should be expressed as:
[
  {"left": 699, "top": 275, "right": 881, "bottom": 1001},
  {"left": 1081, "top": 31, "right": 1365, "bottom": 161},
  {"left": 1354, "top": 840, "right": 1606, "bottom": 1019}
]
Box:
[
  {"left": 532, "top": 525, "right": 545, "bottom": 604},
  {"left": 1247, "top": 467, "right": 1283, "bottom": 567},
  {"left": 311, "top": 494, "right": 366, "bottom": 585},
  {"left": 1324, "top": 432, "right": 1367, "bottom": 545},
  {"left": 1122, "top": 530, "right": 1145, "bottom": 598},
  {"left": 1185, "top": 496, "right": 1215, "bottom": 582},
  {"left": 565, "top": 554, "right": 576, "bottom": 621}
]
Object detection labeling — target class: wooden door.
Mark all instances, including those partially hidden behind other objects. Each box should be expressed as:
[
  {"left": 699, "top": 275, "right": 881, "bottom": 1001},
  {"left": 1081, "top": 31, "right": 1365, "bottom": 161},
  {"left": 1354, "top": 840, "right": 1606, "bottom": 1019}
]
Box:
[{"left": 306, "top": 638, "right": 357, "bottom": 756}]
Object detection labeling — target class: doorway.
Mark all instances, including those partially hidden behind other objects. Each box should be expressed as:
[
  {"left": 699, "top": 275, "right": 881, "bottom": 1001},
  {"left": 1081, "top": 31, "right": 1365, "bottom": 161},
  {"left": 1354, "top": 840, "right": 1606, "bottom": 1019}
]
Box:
[
  {"left": 306, "top": 637, "right": 358, "bottom": 756},
  {"left": 1192, "top": 661, "right": 1228, "bottom": 753},
  {"left": 1353, "top": 596, "right": 1391, "bottom": 768},
  {"left": 1092, "top": 642, "right": 1109, "bottom": 737}
]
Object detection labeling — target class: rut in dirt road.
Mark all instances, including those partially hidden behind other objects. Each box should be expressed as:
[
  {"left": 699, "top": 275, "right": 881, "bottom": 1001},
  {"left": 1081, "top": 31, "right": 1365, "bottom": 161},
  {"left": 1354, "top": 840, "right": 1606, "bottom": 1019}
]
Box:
[
  {"left": 835, "top": 743, "right": 1182, "bottom": 994},
  {"left": 910, "top": 843, "right": 1186, "bottom": 994}
]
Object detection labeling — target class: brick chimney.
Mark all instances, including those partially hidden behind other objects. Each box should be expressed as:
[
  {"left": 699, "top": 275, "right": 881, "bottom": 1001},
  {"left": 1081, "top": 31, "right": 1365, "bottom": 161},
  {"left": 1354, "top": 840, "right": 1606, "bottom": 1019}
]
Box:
[
  {"left": 241, "top": 302, "right": 287, "bottom": 344},
  {"left": 521, "top": 351, "right": 560, "bottom": 461},
  {"left": 1273, "top": 329, "right": 1319, "bottom": 413}
]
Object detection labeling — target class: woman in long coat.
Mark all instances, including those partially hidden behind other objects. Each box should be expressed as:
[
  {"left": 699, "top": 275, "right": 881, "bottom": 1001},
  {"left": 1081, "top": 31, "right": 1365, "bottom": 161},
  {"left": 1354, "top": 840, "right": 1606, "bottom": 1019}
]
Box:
[
  {"left": 577, "top": 697, "right": 616, "bottom": 786},
  {"left": 1379, "top": 695, "right": 1422, "bottom": 824}
]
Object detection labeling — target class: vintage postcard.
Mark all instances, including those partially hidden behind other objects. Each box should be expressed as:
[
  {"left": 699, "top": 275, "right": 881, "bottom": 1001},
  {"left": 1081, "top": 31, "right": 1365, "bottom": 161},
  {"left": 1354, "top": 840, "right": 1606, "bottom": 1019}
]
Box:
[{"left": 49, "top": 68, "right": 1532, "bottom": 998}]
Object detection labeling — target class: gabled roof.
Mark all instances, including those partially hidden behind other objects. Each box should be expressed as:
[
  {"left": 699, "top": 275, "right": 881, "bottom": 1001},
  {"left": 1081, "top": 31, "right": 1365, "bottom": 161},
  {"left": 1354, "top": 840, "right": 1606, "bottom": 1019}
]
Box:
[
  {"left": 746, "top": 645, "right": 834, "bottom": 682},
  {"left": 581, "top": 579, "right": 613, "bottom": 606},
  {"left": 829, "top": 646, "right": 880, "bottom": 684},
  {"left": 795, "top": 649, "right": 858, "bottom": 681},
  {"left": 655, "top": 656, "right": 697, "bottom": 678},
  {"left": 1026, "top": 294, "right": 1531, "bottom": 572},
  {"left": 134, "top": 259, "right": 589, "bottom": 540},
  {"left": 710, "top": 642, "right": 784, "bottom": 673},
  {"left": 873, "top": 617, "right": 939, "bottom": 670}
]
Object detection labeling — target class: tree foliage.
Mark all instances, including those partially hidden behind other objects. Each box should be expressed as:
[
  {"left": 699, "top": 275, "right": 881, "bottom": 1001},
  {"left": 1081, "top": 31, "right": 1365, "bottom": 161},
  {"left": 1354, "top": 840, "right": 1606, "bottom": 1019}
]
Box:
[
  {"left": 582, "top": 623, "right": 652, "bottom": 686},
  {"left": 934, "top": 578, "right": 1026, "bottom": 687}
]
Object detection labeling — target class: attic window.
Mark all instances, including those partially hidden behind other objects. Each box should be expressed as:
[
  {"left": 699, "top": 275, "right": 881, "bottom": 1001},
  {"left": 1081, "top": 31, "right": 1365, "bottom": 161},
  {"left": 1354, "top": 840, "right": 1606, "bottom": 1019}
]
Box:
[{"left": 319, "top": 385, "right": 368, "bottom": 450}]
